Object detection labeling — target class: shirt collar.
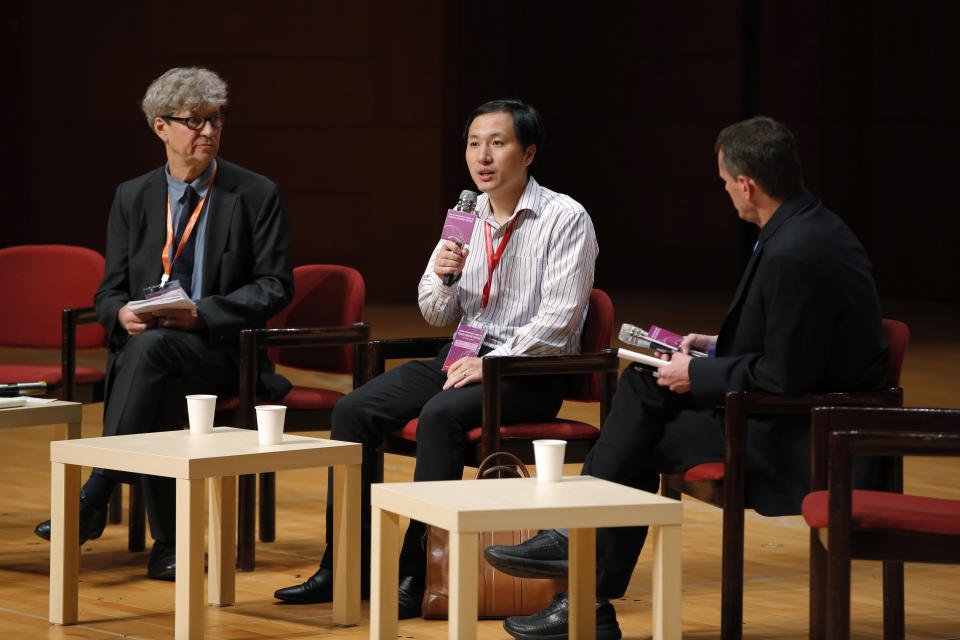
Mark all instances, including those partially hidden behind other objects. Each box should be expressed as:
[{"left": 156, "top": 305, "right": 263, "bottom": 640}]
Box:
[
  {"left": 477, "top": 175, "right": 542, "bottom": 229},
  {"left": 165, "top": 159, "right": 216, "bottom": 201}
]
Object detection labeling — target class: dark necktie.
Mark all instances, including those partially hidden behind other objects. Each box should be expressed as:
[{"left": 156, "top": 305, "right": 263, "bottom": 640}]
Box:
[{"left": 170, "top": 185, "right": 199, "bottom": 297}]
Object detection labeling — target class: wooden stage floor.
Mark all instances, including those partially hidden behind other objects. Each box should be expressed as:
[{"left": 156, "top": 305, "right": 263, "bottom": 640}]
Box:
[{"left": 1, "top": 293, "right": 958, "bottom": 639}]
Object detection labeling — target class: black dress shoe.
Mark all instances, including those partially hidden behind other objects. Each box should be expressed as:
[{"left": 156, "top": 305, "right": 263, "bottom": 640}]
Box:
[
  {"left": 484, "top": 529, "right": 569, "bottom": 579},
  {"left": 274, "top": 567, "right": 371, "bottom": 604},
  {"left": 147, "top": 541, "right": 176, "bottom": 581},
  {"left": 33, "top": 492, "right": 107, "bottom": 546},
  {"left": 503, "top": 592, "right": 622, "bottom": 640},
  {"left": 397, "top": 574, "right": 424, "bottom": 620}
]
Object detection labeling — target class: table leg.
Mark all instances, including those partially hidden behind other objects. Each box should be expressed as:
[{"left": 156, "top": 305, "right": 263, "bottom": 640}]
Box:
[
  {"left": 370, "top": 506, "right": 399, "bottom": 640},
  {"left": 568, "top": 527, "right": 596, "bottom": 640},
  {"left": 208, "top": 475, "right": 236, "bottom": 606},
  {"left": 333, "top": 463, "right": 361, "bottom": 625},
  {"left": 176, "top": 478, "right": 204, "bottom": 640},
  {"left": 652, "top": 524, "right": 682, "bottom": 640},
  {"left": 49, "top": 462, "right": 79, "bottom": 624},
  {"left": 57, "top": 421, "right": 82, "bottom": 441},
  {"left": 449, "top": 530, "right": 478, "bottom": 640}
]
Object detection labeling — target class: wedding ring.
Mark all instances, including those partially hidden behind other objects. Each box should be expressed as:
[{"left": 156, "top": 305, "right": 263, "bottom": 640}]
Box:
[{"left": 462, "top": 372, "right": 468, "bottom": 378}]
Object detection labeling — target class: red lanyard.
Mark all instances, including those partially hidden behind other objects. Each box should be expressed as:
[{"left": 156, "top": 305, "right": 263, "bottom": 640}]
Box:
[
  {"left": 160, "top": 161, "right": 218, "bottom": 284},
  {"left": 481, "top": 215, "right": 519, "bottom": 308}
]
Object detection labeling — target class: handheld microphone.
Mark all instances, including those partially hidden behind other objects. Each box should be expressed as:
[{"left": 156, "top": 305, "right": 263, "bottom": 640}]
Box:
[
  {"left": 619, "top": 323, "right": 707, "bottom": 358},
  {"left": 441, "top": 190, "right": 478, "bottom": 286},
  {"left": 0, "top": 381, "right": 48, "bottom": 397}
]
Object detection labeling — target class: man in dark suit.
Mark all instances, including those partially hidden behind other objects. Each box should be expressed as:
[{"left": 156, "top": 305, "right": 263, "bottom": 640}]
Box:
[
  {"left": 483, "top": 116, "right": 889, "bottom": 639},
  {"left": 34, "top": 67, "right": 294, "bottom": 580}
]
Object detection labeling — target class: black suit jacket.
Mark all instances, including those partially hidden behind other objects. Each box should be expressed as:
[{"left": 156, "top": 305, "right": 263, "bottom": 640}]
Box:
[
  {"left": 94, "top": 157, "right": 294, "bottom": 388},
  {"left": 687, "top": 189, "right": 888, "bottom": 515}
]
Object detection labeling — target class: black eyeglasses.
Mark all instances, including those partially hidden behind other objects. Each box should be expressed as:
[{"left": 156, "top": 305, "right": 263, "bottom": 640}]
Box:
[{"left": 162, "top": 112, "right": 226, "bottom": 131}]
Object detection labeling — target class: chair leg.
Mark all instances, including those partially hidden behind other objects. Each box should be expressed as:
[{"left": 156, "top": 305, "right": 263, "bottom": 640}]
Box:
[
  {"left": 720, "top": 505, "right": 744, "bottom": 640},
  {"left": 825, "top": 538, "right": 852, "bottom": 640},
  {"left": 237, "top": 474, "right": 256, "bottom": 571},
  {"left": 259, "top": 472, "right": 276, "bottom": 543},
  {"left": 659, "top": 474, "right": 681, "bottom": 500},
  {"left": 809, "top": 530, "right": 826, "bottom": 640},
  {"left": 374, "top": 450, "right": 385, "bottom": 484},
  {"left": 108, "top": 485, "right": 123, "bottom": 524},
  {"left": 128, "top": 483, "right": 146, "bottom": 552},
  {"left": 882, "top": 560, "right": 905, "bottom": 640}
]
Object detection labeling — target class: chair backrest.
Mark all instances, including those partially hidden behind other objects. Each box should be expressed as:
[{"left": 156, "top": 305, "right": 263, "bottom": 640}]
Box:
[
  {"left": 565, "top": 288, "right": 614, "bottom": 402},
  {"left": 881, "top": 318, "right": 909, "bottom": 387},
  {"left": 267, "top": 264, "right": 365, "bottom": 374},
  {"left": 0, "top": 244, "right": 107, "bottom": 349}
]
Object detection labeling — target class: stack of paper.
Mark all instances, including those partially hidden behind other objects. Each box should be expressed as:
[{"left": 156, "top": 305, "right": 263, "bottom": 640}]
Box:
[{"left": 127, "top": 288, "right": 196, "bottom": 314}]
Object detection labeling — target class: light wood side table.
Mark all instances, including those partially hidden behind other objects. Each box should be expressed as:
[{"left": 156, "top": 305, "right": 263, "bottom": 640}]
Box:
[
  {"left": 49, "top": 427, "right": 362, "bottom": 640},
  {"left": 371, "top": 475, "right": 682, "bottom": 640},
  {"left": 0, "top": 400, "right": 82, "bottom": 439}
]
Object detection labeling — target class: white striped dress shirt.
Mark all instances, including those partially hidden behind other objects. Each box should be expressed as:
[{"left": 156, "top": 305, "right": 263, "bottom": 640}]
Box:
[{"left": 418, "top": 176, "right": 598, "bottom": 357}]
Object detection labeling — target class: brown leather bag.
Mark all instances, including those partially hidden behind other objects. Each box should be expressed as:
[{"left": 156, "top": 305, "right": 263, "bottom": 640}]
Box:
[{"left": 421, "top": 452, "right": 567, "bottom": 619}]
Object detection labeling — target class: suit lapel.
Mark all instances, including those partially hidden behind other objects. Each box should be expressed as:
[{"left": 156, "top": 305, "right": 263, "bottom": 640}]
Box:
[
  {"left": 202, "top": 160, "right": 238, "bottom": 297},
  {"left": 141, "top": 170, "right": 169, "bottom": 288}
]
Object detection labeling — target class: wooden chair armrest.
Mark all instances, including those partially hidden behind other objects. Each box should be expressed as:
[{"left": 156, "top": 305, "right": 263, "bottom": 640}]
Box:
[
  {"left": 478, "top": 349, "right": 619, "bottom": 459},
  {"left": 239, "top": 322, "right": 371, "bottom": 425},
  {"left": 730, "top": 388, "right": 903, "bottom": 414},
  {"left": 482, "top": 349, "right": 620, "bottom": 378},
  {"left": 243, "top": 322, "right": 370, "bottom": 349},
  {"left": 810, "top": 406, "right": 960, "bottom": 493},
  {"left": 722, "top": 387, "right": 905, "bottom": 523},
  {"left": 364, "top": 336, "right": 451, "bottom": 383},
  {"left": 60, "top": 306, "right": 99, "bottom": 401}
]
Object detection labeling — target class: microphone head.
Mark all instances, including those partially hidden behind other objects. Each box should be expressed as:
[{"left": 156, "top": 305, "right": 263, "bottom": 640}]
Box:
[
  {"left": 618, "top": 323, "right": 652, "bottom": 350},
  {"left": 456, "top": 189, "right": 478, "bottom": 214}
]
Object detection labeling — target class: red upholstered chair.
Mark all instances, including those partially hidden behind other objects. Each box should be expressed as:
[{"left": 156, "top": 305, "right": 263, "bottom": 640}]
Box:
[
  {"left": 233, "top": 264, "right": 368, "bottom": 570},
  {"left": 0, "top": 245, "right": 106, "bottom": 402},
  {"left": 0, "top": 244, "right": 147, "bottom": 551},
  {"left": 660, "top": 318, "right": 909, "bottom": 640},
  {"left": 370, "top": 289, "right": 618, "bottom": 477},
  {"left": 804, "top": 407, "right": 960, "bottom": 640}
]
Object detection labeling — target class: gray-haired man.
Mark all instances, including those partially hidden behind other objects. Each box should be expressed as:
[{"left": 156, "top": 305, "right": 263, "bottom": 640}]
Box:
[{"left": 34, "top": 67, "right": 294, "bottom": 580}]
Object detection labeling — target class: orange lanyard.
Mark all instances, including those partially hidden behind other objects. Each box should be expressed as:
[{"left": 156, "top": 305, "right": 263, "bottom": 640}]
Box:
[
  {"left": 481, "top": 215, "right": 519, "bottom": 308},
  {"left": 160, "top": 161, "right": 218, "bottom": 285}
]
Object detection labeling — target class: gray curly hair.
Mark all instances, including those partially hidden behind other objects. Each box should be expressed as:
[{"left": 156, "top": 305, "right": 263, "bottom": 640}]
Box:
[{"left": 141, "top": 67, "right": 228, "bottom": 126}]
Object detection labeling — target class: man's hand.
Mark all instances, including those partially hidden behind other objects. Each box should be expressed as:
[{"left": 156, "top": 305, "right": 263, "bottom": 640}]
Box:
[
  {"left": 434, "top": 240, "right": 469, "bottom": 281},
  {"left": 657, "top": 352, "right": 692, "bottom": 393},
  {"left": 154, "top": 308, "right": 206, "bottom": 332},
  {"left": 443, "top": 356, "right": 482, "bottom": 390},
  {"left": 118, "top": 304, "right": 156, "bottom": 336},
  {"left": 680, "top": 333, "right": 717, "bottom": 355}
]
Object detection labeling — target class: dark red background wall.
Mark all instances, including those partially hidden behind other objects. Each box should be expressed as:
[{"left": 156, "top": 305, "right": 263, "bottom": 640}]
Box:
[{"left": 3, "top": 1, "right": 957, "bottom": 302}]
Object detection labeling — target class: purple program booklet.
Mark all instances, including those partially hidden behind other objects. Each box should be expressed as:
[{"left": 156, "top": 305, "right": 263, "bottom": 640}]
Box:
[
  {"left": 647, "top": 325, "right": 684, "bottom": 350},
  {"left": 443, "top": 323, "right": 487, "bottom": 371},
  {"left": 440, "top": 209, "right": 477, "bottom": 245}
]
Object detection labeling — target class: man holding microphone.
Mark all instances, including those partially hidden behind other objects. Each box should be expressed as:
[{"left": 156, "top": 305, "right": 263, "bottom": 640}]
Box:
[{"left": 274, "top": 99, "right": 598, "bottom": 618}]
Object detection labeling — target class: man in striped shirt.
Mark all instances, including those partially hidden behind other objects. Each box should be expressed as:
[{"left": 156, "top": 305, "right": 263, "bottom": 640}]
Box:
[{"left": 274, "top": 99, "right": 598, "bottom": 617}]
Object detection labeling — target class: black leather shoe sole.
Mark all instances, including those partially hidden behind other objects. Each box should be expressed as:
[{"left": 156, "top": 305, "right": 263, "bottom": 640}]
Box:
[
  {"left": 483, "top": 547, "right": 569, "bottom": 579},
  {"left": 503, "top": 593, "right": 622, "bottom": 640}
]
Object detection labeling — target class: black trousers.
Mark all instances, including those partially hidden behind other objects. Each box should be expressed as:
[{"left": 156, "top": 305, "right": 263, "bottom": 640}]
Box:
[
  {"left": 93, "top": 328, "right": 238, "bottom": 543},
  {"left": 582, "top": 365, "right": 724, "bottom": 598},
  {"left": 319, "top": 343, "right": 565, "bottom": 579}
]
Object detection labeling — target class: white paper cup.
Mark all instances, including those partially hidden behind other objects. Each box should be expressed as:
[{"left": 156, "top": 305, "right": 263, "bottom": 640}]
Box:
[
  {"left": 186, "top": 394, "right": 216, "bottom": 434},
  {"left": 256, "top": 405, "right": 287, "bottom": 445},
  {"left": 533, "top": 439, "right": 566, "bottom": 483}
]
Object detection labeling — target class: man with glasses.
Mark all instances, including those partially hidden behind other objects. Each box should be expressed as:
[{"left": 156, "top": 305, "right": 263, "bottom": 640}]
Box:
[{"left": 33, "top": 67, "right": 294, "bottom": 580}]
